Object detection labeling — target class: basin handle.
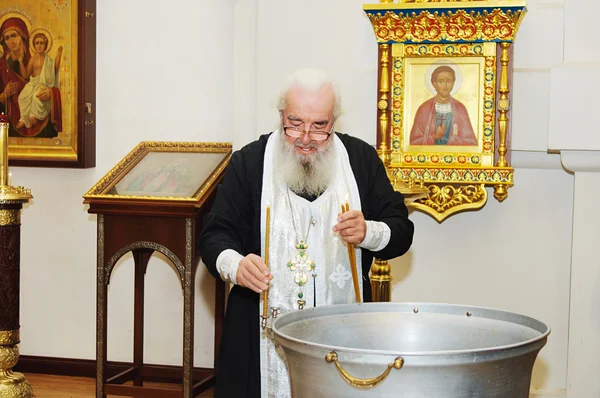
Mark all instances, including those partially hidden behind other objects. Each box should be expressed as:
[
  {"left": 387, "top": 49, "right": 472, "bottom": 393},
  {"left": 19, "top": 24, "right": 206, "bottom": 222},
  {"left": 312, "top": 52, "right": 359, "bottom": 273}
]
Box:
[{"left": 325, "top": 351, "right": 404, "bottom": 389}]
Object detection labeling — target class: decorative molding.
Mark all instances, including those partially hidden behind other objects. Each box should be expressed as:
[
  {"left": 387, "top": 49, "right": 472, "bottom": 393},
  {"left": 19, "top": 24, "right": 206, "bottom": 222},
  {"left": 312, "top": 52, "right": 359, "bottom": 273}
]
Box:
[
  {"left": 511, "top": 150, "right": 563, "bottom": 170},
  {"left": 364, "top": 4, "right": 526, "bottom": 43},
  {"left": 560, "top": 150, "right": 600, "bottom": 173},
  {"left": 104, "top": 241, "right": 185, "bottom": 285}
]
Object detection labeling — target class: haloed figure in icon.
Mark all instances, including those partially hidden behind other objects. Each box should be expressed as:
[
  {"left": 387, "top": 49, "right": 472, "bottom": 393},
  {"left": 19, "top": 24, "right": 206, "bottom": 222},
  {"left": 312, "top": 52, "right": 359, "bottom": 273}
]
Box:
[
  {"left": 16, "top": 32, "right": 63, "bottom": 130},
  {"left": 409, "top": 65, "right": 477, "bottom": 146},
  {"left": 0, "top": 17, "right": 62, "bottom": 138}
]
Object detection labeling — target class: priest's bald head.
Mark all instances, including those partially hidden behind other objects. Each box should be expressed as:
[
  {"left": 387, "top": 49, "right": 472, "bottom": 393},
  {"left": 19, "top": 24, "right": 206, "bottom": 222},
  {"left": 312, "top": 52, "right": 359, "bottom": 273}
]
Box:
[{"left": 276, "top": 68, "right": 341, "bottom": 197}]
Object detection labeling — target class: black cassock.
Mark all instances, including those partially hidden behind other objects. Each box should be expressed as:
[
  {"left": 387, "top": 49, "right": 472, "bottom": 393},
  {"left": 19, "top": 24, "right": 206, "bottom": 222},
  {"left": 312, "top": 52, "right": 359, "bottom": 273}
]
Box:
[{"left": 199, "top": 132, "right": 414, "bottom": 398}]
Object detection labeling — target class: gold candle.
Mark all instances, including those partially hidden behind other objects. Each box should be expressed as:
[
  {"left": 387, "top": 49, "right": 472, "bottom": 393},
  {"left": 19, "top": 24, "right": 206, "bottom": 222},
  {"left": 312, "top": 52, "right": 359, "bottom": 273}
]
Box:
[
  {"left": 0, "top": 113, "right": 8, "bottom": 187},
  {"left": 262, "top": 205, "right": 271, "bottom": 318},
  {"left": 342, "top": 202, "right": 361, "bottom": 303}
]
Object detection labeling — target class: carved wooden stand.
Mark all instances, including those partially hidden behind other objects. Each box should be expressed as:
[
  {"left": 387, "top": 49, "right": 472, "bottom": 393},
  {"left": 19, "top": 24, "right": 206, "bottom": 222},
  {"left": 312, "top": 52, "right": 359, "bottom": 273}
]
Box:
[
  {"left": 0, "top": 115, "right": 34, "bottom": 397},
  {"left": 0, "top": 201, "right": 34, "bottom": 398},
  {"left": 87, "top": 196, "right": 224, "bottom": 398}
]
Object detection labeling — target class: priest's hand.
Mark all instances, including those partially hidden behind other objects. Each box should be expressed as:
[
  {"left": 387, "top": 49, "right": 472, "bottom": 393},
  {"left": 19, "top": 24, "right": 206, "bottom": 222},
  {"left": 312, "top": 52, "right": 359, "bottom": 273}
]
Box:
[
  {"left": 236, "top": 254, "right": 272, "bottom": 293},
  {"left": 333, "top": 210, "right": 366, "bottom": 245}
]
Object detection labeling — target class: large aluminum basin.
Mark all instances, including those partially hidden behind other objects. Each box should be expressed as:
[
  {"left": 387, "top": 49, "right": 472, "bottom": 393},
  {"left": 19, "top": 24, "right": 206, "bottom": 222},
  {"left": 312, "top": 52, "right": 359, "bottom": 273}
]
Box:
[{"left": 272, "top": 302, "right": 549, "bottom": 397}]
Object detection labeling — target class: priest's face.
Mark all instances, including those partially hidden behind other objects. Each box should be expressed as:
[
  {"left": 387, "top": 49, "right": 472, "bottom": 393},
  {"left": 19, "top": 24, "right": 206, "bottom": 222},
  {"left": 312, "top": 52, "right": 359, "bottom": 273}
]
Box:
[
  {"left": 281, "top": 83, "right": 335, "bottom": 160},
  {"left": 278, "top": 83, "right": 337, "bottom": 196}
]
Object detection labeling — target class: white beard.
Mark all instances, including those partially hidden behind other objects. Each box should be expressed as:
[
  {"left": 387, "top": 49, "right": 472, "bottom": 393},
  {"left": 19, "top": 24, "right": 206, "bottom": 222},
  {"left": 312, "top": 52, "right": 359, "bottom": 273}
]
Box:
[{"left": 276, "top": 132, "right": 337, "bottom": 197}]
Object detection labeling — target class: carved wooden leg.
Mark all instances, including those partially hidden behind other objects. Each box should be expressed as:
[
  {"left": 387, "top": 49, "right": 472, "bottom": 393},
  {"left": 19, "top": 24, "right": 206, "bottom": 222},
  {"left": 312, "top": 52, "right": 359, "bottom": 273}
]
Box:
[
  {"left": 132, "top": 249, "right": 153, "bottom": 386},
  {"left": 96, "top": 215, "right": 107, "bottom": 398},
  {"left": 183, "top": 218, "right": 195, "bottom": 398}
]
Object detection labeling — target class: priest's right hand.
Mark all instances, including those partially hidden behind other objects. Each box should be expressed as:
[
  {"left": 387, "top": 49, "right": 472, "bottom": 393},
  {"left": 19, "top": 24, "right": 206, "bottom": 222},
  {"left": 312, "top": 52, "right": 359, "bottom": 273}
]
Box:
[{"left": 236, "top": 254, "right": 272, "bottom": 293}]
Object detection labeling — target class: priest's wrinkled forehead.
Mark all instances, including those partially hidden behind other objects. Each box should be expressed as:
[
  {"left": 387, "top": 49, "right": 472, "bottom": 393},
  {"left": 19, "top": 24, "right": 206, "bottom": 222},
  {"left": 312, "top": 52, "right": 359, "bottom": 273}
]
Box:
[{"left": 285, "top": 83, "right": 336, "bottom": 118}]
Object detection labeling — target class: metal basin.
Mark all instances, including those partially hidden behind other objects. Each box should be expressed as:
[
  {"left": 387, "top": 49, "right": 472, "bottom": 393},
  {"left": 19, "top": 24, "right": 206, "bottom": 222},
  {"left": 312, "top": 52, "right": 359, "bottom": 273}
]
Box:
[{"left": 272, "top": 302, "right": 550, "bottom": 397}]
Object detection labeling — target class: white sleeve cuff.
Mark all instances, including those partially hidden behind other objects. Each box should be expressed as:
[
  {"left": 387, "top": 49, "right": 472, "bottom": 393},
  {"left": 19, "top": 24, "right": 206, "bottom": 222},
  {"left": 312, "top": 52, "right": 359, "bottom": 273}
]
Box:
[
  {"left": 216, "top": 249, "right": 243, "bottom": 284},
  {"left": 359, "top": 220, "right": 391, "bottom": 252}
]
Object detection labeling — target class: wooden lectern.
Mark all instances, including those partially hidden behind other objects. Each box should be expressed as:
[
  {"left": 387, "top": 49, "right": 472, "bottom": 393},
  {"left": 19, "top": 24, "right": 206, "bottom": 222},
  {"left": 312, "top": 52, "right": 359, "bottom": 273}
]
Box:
[{"left": 83, "top": 141, "right": 231, "bottom": 398}]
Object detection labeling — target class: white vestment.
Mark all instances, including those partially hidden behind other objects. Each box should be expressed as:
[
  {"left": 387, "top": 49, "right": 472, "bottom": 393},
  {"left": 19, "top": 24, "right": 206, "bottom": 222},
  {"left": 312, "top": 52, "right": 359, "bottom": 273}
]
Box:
[
  {"left": 259, "top": 131, "right": 363, "bottom": 398},
  {"left": 18, "top": 54, "right": 57, "bottom": 128}
]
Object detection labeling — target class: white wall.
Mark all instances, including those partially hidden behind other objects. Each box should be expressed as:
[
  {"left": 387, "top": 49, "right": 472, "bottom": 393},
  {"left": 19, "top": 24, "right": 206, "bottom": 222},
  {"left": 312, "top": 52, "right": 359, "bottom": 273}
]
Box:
[
  {"left": 14, "top": 0, "right": 596, "bottom": 396},
  {"left": 18, "top": 0, "right": 235, "bottom": 367}
]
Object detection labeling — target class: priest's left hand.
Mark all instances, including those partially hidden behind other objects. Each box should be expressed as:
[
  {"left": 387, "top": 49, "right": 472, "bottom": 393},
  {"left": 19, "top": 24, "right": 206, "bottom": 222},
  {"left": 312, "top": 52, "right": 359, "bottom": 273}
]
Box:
[{"left": 333, "top": 210, "right": 366, "bottom": 245}]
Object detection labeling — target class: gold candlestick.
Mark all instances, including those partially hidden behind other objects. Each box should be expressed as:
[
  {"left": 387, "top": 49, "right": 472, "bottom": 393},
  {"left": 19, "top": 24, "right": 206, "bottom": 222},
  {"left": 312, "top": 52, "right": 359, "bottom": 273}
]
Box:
[
  {"left": 0, "top": 113, "right": 9, "bottom": 187},
  {"left": 0, "top": 113, "right": 34, "bottom": 398}
]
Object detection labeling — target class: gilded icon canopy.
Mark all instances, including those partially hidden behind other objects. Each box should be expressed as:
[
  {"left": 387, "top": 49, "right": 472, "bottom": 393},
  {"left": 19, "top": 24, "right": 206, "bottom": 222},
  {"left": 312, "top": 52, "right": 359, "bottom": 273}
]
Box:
[{"left": 364, "top": 0, "right": 526, "bottom": 221}]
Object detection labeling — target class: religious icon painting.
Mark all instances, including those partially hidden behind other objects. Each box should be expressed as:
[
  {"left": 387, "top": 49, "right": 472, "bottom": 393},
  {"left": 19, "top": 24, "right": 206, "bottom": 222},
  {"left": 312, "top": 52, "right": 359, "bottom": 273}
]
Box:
[
  {"left": 83, "top": 141, "right": 232, "bottom": 205},
  {"left": 396, "top": 44, "right": 496, "bottom": 168},
  {"left": 1, "top": 0, "right": 96, "bottom": 168},
  {"left": 364, "top": 1, "right": 527, "bottom": 221}
]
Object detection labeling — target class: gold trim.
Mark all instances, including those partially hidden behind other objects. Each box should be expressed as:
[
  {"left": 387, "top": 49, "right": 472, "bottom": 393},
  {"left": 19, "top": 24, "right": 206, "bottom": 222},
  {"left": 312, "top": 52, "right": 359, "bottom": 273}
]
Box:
[
  {"left": 394, "top": 166, "right": 513, "bottom": 184},
  {"left": 365, "top": 1, "right": 526, "bottom": 11},
  {"left": 325, "top": 351, "right": 404, "bottom": 388},
  {"left": 365, "top": 6, "right": 526, "bottom": 43},
  {"left": 410, "top": 183, "right": 488, "bottom": 222},
  {"left": 83, "top": 141, "right": 231, "bottom": 203},
  {"left": 0, "top": 210, "right": 20, "bottom": 226},
  {"left": 378, "top": 44, "right": 390, "bottom": 159},
  {"left": 0, "top": 330, "right": 19, "bottom": 346},
  {"left": 496, "top": 42, "right": 511, "bottom": 168},
  {"left": 0, "top": 186, "right": 33, "bottom": 203},
  {"left": 8, "top": 146, "right": 78, "bottom": 161}
]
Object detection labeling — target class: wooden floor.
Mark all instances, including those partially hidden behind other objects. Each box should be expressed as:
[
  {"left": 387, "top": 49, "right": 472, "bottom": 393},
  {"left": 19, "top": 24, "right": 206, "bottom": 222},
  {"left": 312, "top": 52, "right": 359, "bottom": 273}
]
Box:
[{"left": 23, "top": 373, "right": 214, "bottom": 398}]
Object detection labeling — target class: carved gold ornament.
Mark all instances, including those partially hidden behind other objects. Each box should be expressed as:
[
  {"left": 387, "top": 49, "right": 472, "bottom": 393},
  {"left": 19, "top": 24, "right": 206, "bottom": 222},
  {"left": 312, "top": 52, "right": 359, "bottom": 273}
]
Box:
[
  {"left": 366, "top": 1, "right": 526, "bottom": 43},
  {"left": 0, "top": 342, "right": 33, "bottom": 398},
  {"left": 0, "top": 210, "right": 20, "bottom": 226},
  {"left": 0, "top": 330, "right": 19, "bottom": 346},
  {"left": 411, "top": 183, "right": 487, "bottom": 221}
]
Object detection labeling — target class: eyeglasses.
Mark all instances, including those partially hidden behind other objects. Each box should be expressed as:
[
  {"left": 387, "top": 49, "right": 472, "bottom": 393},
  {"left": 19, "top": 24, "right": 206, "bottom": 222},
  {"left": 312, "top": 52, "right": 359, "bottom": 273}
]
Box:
[{"left": 283, "top": 125, "right": 333, "bottom": 142}]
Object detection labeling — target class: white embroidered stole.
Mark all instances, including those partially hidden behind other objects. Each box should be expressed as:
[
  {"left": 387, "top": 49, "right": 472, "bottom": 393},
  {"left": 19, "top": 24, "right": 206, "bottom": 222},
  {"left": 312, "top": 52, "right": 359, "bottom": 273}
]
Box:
[{"left": 259, "top": 131, "right": 362, "bottom": 398}]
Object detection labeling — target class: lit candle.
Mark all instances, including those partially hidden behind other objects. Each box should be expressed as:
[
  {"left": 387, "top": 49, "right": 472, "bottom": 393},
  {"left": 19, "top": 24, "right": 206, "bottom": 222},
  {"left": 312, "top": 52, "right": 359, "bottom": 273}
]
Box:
[
  {"left": 0, "top": 113, "right": 8, "bottom": 187},
  {"left": 8, "top": 172, "right": 12, "bottom": 187}
]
